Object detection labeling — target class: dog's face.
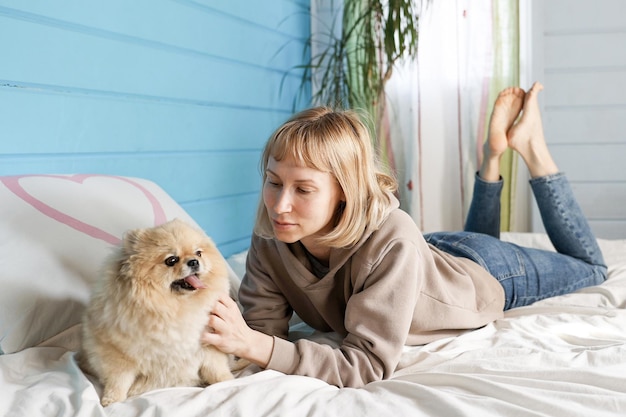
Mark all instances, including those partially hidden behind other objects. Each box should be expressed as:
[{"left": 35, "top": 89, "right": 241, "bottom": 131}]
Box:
[{"left": 118, "top": 219, "right": 225, "bottom": 295}]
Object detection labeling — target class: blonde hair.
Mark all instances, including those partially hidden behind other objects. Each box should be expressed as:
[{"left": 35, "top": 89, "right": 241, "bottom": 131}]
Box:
[{"left": 254, "top": 107, "right": 398, "bottom": 248}]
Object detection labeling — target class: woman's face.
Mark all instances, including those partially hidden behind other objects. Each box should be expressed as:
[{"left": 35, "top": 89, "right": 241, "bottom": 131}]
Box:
[{"left": 263, "top": 156, "right": 344, "bottom": 254}]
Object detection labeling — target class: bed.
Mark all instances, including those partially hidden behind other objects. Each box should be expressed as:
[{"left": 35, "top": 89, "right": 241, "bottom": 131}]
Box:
[{"left": 1, "top": 174, "right": 625, "bottom": 417}]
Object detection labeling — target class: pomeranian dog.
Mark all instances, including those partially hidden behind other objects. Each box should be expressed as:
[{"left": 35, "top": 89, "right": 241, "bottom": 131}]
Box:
[{"left": 79, "top": 219, "right": 234, "bottom": 406}]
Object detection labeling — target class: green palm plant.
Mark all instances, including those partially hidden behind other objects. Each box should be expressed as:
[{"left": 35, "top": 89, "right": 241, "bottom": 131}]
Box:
[{"left": 300, "top": 0, "right": 421, "bottom": 147}]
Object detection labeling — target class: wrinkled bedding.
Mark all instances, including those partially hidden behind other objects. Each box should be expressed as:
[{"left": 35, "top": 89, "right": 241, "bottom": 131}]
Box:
[{"left": 1, "top": 233, "right": 625, "bottom": 417}]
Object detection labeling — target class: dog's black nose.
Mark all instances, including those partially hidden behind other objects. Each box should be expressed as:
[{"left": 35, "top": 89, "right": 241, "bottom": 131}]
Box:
[{"left": 187, "top": 259, "right": 199, "bottom": 269}]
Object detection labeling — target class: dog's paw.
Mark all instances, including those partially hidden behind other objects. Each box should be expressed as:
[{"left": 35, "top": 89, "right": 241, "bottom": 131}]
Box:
[
  {"left": 100, "top": 394, "right": 118, "bottom": 407},
  {"left": 200, "top": 365, "right": 235, "bottom": 384},
  {"left": 101, "top": 385, "right": 128, "bottom": 407},
  {"left": 230, "top": 357, "right": 251, "bottom": 372},
  {"left": 214, "top": 370, "right": 235, "bottom": 383}
]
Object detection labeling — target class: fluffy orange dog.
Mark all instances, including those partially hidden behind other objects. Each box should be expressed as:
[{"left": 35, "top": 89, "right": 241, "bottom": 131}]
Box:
[{"left": 79, "top": 219, "right": 234, "bottom": 406}]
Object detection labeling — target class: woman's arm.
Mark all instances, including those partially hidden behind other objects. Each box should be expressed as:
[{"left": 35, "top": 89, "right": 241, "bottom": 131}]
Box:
[
  {"left": 202, "top": 239, "right": 291, "bottom": 367},
  {"left": 205, "top": 232, "right": 423, "bottom": 387},
  {"left": 201, "top": 295, "right": 274, "bottom": 368}
]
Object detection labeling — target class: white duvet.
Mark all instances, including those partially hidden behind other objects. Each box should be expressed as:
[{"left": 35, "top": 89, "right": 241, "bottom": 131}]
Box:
[{"left": 2, "top": 233, "right": 625, "bottom": 417}]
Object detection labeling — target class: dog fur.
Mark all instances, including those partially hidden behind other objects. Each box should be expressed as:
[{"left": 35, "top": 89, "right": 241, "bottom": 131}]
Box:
[{"left": 78, "top": 219, "right": 234, "bottom": 406}]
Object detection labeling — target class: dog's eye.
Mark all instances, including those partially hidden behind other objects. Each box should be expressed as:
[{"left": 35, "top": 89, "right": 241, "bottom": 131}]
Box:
[
  {"left": 195, "top": 250, "right": 202, "bottom": 257},
  {"left": 164, "top": 256, "right": 179, "bottom": 267}
]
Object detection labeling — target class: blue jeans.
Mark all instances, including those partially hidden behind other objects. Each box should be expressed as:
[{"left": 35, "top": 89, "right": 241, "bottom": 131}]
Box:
[{"left": 425, "top": 173, "right": 607, "bottom": 310}]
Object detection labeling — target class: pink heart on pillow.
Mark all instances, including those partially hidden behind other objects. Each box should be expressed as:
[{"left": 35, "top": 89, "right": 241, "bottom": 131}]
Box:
[{"left": 1, "top": 174, "right": 167, "bottom": 245}]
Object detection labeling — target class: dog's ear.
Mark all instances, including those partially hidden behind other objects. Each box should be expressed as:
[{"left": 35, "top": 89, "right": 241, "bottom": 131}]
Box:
[
  {"left": 121, "top": 228, "right": 146, "bottom": 254},
  {"left": 115, "top": 228, "right": 148, "bottom": 280}
]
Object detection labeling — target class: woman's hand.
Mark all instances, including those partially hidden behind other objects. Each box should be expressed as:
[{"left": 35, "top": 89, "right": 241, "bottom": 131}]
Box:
[{"left": 201, "top": 295, "right": 274, "bottom": 368}]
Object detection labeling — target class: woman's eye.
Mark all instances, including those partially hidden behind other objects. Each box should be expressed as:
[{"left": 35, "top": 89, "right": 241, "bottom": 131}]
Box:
[
  {"left": 297, "top": 188, "right": 313, "bottom": 194},
  {"left": 164, "top": 256, "right": 179, "bottom": 267}
]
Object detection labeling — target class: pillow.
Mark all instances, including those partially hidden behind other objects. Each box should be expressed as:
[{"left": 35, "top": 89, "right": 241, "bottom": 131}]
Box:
[{"left": 0, "top": 174, "right": 239, "bottom": 354}]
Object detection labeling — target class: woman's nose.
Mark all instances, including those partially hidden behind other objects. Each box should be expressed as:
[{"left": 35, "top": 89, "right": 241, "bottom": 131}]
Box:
[{"left": 274, "top": 189, "right": 292, "bottom": 213}]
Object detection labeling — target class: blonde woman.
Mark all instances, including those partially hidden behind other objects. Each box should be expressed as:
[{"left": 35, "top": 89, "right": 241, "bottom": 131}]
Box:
[{"left": 202, "top": 82, "right": 607, "bottom": 387}]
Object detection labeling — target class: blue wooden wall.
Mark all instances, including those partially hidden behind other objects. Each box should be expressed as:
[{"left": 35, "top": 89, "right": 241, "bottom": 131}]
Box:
[{"left": 0, "top": 0, "right": 311, "bottom": 257}]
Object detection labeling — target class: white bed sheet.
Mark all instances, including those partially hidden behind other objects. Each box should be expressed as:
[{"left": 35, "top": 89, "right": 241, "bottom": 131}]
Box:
[{"left": 2, "top": 234, "right": 625, "bottom": 417}]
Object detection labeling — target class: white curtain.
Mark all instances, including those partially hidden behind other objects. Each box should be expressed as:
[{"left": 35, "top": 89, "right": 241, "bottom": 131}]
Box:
[
  {"left": 386, "top": 0, "right": 528, "bottom": 233},
  {"left": 310, "top": 0, "right": 528, "bottom": 233}
]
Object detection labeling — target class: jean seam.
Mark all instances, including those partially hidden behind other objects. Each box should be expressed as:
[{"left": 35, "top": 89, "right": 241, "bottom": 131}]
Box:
[{"left": 531, "top": 173, "right": 605, "bottom": 267}]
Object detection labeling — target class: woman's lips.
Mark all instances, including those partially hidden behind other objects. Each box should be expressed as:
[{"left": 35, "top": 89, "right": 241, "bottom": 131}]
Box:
[{"left": 273, "top": 219, "right": 296, "bottom": 230}]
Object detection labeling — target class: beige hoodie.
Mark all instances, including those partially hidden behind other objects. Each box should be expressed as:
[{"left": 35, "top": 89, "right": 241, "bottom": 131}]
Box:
[{"left": 239, "top": 201, "right": 504, "bottom": 388}]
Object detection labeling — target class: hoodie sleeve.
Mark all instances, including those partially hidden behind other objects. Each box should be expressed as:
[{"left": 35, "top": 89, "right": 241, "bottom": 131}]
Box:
[{"left": 238, "top": 239, "right": 292, "bottom": 340}]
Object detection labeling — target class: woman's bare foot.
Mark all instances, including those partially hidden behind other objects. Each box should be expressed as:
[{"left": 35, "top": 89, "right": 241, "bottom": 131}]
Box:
[
  {"left": 508, "top": 82, "right": 559, "bottom": 178},
  {"left": 479, "top": 87, "right": 525, "bottom": 181}
]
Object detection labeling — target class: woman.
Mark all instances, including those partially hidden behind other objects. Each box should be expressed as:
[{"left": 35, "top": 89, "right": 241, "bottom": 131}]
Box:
[{"left": 202, "top": 82, "right": 607, "bottom": 387}]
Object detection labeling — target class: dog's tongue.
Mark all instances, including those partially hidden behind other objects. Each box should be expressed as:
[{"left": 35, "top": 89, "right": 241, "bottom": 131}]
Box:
[{"left": 184, "top": 275, "right": 207, "bottom": 289}]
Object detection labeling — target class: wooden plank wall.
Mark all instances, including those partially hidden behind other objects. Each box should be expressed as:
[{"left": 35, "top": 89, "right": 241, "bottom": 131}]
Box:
[
  {"left": 531, "top": 0, "right": 626, "bottom": 239},
  {"left": 0, "top": 0, "right": 311, "bottom": 256}
]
